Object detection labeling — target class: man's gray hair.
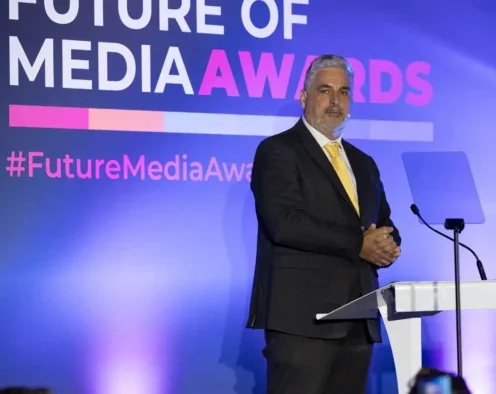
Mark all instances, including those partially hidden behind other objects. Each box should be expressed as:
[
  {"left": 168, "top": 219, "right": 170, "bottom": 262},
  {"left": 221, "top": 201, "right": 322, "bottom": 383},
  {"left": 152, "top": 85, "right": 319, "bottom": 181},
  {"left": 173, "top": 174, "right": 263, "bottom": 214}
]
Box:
[{"left": 303, "top": 55, "right": 354, "bottom": 93}]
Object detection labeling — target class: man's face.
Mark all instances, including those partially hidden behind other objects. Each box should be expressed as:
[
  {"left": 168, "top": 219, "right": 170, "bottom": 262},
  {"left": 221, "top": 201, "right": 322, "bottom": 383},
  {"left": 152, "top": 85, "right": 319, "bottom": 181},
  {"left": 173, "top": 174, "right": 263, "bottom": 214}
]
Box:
[{"left": 300, "top": 67, "right": 351, "bottom": 139}]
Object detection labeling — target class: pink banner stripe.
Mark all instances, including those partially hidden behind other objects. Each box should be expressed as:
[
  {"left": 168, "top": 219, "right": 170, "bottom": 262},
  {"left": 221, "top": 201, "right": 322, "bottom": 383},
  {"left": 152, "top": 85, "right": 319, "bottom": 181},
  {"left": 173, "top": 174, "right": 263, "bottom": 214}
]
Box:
[
  {"left": 9, "top": 105, "right": 89, "bottom": 129},
  {"left": 89, "top": 108, "right": 164, "bottom": 132}
]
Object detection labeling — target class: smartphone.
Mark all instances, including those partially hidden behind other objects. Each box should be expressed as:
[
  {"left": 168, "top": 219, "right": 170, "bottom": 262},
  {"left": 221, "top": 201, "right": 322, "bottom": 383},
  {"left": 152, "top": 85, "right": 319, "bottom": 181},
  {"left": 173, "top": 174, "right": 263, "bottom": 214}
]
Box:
[{"left": 417, "top": 375, "right": 452, "bottom": 394}]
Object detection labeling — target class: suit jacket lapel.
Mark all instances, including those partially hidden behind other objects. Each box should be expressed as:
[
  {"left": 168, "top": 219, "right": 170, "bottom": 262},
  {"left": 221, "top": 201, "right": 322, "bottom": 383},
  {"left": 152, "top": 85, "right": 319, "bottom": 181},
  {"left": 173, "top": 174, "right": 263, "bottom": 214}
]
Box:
[
  {"left": 342, "top": 140, "right": 369, "bottom": 226},
  {"left": 295, "top": 120, "right": 360, "bottom": 219}
]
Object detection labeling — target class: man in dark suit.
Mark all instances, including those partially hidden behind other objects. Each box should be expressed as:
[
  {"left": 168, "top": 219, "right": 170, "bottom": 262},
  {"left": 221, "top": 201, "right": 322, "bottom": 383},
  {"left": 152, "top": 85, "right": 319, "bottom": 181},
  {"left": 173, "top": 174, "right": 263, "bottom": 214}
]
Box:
[{"left": 246, "top": 54, "right": 401, "bottom": 394}]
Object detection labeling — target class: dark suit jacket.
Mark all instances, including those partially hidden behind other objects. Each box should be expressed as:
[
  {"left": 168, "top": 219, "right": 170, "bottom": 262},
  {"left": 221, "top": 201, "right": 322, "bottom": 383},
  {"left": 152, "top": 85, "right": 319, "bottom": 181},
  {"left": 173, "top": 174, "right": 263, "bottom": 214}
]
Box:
[{"left": 246, "top": 118, "right": 401, "bottom": 341}]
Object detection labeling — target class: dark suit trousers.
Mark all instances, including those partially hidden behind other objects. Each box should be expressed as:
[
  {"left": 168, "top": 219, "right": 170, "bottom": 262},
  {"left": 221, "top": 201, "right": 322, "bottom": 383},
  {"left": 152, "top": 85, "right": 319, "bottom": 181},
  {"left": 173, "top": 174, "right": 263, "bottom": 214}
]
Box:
[{"left": 263, "top": 321, "right": 373, "bottom": 394}]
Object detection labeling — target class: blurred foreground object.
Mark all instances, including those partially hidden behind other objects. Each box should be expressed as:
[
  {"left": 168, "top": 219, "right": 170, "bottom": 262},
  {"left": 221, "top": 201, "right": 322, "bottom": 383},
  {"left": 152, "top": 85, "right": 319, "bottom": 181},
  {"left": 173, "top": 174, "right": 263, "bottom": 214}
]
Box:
[
  {"left": 408, "top": 367, "right": 471, "bottom": 393},
  {"left": 0, "top": 389, "right": 51, "bottom": 394}
]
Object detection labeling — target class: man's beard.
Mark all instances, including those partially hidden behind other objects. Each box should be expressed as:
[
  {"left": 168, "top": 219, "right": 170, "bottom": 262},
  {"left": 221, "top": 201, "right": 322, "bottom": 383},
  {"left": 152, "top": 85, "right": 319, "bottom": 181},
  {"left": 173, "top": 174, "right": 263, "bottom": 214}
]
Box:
[{"left": 315, "top": 113, "right": 348, "bottom": 139}]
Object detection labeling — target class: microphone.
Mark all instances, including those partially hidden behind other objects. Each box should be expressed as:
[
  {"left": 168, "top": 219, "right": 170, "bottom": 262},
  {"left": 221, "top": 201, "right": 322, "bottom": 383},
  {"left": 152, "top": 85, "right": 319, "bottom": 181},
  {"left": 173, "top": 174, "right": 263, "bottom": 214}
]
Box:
[{"left": 410, "top": 204, "right": 487, "bottom": 280}]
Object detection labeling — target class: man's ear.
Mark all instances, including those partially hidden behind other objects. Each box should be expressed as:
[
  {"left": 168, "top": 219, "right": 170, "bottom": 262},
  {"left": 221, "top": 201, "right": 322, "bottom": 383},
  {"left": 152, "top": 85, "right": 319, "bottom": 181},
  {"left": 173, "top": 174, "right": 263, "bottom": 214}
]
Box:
[{"left": 299, "top": 90, "right": 307, "bottom": 109}]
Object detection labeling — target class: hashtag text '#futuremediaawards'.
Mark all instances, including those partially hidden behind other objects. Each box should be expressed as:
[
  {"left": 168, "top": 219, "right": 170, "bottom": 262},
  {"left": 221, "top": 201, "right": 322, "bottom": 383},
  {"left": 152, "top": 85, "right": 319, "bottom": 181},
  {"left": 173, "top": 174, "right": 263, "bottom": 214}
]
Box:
[{"left": 5, "top": 151, "right": 253, "bottom": 182}]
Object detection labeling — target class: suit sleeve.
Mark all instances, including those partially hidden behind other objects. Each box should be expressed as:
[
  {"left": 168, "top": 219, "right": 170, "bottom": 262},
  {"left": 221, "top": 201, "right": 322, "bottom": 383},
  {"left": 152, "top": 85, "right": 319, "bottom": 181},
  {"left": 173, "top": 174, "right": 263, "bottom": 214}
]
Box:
[
  {"left": 370, "top": 160, "right": 401, "bottom": 272},
  {"left": 251, "top": 138, "right": 363, "bottom": 260},
  {"left": 373, "top": 161, "right": 401, "bottom": 247}
]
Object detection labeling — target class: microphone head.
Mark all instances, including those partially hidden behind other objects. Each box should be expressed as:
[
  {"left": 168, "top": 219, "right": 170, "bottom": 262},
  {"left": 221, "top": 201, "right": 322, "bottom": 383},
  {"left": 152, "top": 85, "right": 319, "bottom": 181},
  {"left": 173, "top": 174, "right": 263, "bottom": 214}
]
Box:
[{"left": 410, "top": 204, "right": 420, "bottom": 215}]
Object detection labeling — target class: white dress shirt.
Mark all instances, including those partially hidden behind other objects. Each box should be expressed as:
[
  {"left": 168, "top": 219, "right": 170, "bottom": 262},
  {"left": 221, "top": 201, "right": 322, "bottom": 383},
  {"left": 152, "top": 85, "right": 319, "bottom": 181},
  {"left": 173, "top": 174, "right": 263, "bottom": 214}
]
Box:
[{"left": 301, "top": 116, "right": 358, "bottom": 197}]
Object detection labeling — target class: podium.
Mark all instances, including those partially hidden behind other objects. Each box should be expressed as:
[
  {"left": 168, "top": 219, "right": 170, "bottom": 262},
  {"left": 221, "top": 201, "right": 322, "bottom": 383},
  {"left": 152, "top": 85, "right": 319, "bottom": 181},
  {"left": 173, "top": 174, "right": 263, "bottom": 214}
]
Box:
[{"left": 316, "top": 280, "right": 496, "bottom": 393}]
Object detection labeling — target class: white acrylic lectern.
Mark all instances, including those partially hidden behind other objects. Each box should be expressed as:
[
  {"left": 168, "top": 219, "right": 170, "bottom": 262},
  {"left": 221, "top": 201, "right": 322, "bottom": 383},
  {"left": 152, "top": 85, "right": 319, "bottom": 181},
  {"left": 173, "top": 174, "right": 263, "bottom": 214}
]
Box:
[{"left": 316, "top": 280, "right": 496, "bottom": 393}]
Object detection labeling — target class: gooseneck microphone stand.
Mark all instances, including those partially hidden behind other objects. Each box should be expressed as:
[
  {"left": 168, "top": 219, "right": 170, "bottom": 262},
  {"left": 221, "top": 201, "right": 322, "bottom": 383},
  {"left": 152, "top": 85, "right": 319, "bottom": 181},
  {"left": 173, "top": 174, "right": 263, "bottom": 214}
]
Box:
[
  {"left": 444, "top": 218, "right": 465, "bottom": 378},
  {"left": 411, "top": 203, "right": 489, "bottom": 378}
]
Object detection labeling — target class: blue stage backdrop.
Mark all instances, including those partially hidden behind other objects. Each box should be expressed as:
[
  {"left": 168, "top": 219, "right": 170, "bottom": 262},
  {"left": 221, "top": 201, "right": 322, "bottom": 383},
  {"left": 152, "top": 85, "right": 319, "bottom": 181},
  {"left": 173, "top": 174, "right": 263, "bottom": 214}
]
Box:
[{"left": 1, "top": 1, "right": 496, "bottom": 393}]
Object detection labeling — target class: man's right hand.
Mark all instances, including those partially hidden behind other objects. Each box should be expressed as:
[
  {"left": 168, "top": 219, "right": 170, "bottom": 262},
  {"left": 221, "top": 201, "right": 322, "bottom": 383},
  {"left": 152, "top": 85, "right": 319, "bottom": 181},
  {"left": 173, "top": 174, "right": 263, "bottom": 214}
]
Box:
[{"left": 359, "top": 224, "right": 397, "bottom": 267}]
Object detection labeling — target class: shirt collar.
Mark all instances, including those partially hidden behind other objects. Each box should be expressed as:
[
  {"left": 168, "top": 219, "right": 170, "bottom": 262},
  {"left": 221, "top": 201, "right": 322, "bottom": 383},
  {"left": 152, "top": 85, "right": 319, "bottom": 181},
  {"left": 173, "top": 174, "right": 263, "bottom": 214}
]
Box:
[{"left": 302, "top": 116, "right": 343, "bottom": 149}]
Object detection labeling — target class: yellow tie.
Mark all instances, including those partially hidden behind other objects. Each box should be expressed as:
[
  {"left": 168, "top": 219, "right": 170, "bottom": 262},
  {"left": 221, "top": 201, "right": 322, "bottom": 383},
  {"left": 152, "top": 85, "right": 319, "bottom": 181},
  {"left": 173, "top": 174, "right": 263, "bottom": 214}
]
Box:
[{"left": 324, "top": 143, "right": 360, "bottom": 215}]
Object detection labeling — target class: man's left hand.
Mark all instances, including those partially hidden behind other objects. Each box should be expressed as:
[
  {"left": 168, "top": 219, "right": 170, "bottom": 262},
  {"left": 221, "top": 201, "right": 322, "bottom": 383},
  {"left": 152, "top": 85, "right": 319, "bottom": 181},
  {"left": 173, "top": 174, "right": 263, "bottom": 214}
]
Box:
[{"left": 363, "top": 224, "right": 401, "bottom": 267}]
